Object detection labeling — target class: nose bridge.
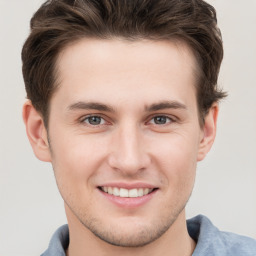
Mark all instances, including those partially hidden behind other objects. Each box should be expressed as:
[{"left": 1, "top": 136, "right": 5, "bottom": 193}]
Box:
[{"left": 108, "top": 121, "right": 150, "bottom": 173}]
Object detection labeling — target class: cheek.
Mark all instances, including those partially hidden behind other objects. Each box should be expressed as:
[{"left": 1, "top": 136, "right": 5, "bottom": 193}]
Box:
[
  {"left": 49, "top": 138, "right": 98, "bottom": 205},
  {"left": 152, "top": 133, "right": 199, "bottom": 187},
  {"left": 49, "top": 133, "right": 110, "bottom": 186}
]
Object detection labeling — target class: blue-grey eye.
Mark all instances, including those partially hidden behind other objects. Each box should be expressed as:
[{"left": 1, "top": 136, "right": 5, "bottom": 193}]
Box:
[
  {"left": 153, "top": 116, "right": 170, "bottom": 124},
  {"left": 85, "top": 116, "right": 103, "bottom": 125}
]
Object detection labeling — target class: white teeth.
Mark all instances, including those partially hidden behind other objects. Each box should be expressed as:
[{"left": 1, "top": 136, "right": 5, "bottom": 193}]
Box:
[
  {"left": 138, "top": 188, "right": 144, "bottom": 197},
  {"left": 120, "top": 188, "right": 129, "bottom": 197},
  {"left": 101, "top": 187, "right": 154, "bottom": 198},
  {"left": 144, "top": 188, "right": 149, "bottom": 195},
  {"left": 107, "top": 187, "right": 113, "bottom": 195},
  {"left": 113, "top": 187, "right": 120, "bottom": 196},
  {"left": 129, "top": 188, "right": 138, "bottom": 197}
]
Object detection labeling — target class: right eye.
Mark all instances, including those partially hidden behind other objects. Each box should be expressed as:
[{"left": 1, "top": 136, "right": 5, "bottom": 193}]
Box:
[{"left": 82, "top": 115, "right": 106, "bottom": 126}]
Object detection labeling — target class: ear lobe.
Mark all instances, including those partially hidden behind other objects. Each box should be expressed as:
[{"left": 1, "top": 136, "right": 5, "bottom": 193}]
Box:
[
  {"left": 197, "top": 103, "right": 219, "bottom": 162},
  {"left": 22, "top": 100, "right": 51, "bottom": 162}
]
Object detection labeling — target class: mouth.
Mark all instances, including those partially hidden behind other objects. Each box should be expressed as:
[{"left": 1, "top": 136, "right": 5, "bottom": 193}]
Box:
[{"left": 98, "top": 186, "right": 157, "bottom": 198}]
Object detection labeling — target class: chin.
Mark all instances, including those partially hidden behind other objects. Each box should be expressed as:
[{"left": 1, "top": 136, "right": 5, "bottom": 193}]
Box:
[
  {"left": 78, "top": 208, "right": 184, "bottom": 247},
  {"left": 88, "top": 223, "right": 170, "bottom": 247}
]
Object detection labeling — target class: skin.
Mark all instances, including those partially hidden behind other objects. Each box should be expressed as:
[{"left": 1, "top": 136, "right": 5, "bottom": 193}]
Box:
[{"left": 23, "top": 39, "right": 218, "bottom": 256}]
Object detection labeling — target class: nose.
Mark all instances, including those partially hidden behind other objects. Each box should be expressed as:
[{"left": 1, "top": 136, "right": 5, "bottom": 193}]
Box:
[{"left": 107, "top": 122, "right": 151, "bottom": 175}]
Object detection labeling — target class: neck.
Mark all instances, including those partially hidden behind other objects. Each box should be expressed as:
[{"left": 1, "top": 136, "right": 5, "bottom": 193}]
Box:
[{"left": 65, "top": 207, "right": 196, "bottom": 256}]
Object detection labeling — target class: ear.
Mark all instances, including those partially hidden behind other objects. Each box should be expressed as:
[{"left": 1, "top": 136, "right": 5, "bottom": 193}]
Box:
[
  {"left": 197, "top": 103, "right": 219, "bottom": 161},
  {"left": 22, "top": 100, "right": 51, "bottom": 162}
]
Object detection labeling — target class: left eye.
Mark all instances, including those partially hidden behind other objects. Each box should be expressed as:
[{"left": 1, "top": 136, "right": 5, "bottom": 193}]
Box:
[
  {"left": 149, "top": 116, "right": 172, "bottom": 125},
  {"left": 83, "top": 116, "right": 105, "bottom": 125}
]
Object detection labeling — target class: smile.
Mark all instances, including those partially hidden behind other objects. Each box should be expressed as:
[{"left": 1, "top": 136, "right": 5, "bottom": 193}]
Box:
[{"left": 99, "top": 187, "right": 155, "bottom": 198}]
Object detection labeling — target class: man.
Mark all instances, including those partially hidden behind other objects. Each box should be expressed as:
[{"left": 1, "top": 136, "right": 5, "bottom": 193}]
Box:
[{"left": 22, "top": 0, "right": 256, "bottom": 255}]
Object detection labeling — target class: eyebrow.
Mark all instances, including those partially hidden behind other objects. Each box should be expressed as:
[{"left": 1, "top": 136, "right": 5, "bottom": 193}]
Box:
[
  {"left": 68, "top": 101, "right": 115, "bottom": 112},
  {"left": 145, "top": 101, "right": 187, "bottom": 112}
]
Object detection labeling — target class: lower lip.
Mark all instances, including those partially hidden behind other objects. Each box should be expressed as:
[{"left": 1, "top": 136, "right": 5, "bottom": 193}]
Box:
[{"left": 98, "top": 188, "right": 157, "bottom": 208}]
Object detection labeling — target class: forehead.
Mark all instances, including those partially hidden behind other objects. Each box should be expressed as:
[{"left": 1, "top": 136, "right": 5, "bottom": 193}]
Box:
[{"left": 53, "top": 38, "right": 198, "bottom": 111}]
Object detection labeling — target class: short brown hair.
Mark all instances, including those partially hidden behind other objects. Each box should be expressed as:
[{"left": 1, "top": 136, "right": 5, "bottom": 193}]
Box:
[{"left": 22, "top": 0, "right": 226, "bottom": 127}]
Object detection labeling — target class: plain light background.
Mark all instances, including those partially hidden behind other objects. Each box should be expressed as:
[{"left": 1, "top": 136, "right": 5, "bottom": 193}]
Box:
[{"left": 0, "top": 0, "right": 255, "bottom": 255}]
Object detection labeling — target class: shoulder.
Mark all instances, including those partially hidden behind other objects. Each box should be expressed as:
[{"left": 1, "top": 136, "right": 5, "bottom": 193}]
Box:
[
  {"left": 220, "top": 231, "right": 256, "bottom": 254},
  {"left": 187, "top": 215, "right": 256, "bottom": 256},
  {"left": 41, "top": 224, "right": 69, "bottom": 256}
]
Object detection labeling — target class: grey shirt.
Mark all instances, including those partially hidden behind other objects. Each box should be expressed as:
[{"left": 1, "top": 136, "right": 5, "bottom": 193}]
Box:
[{"left": 41, "top": 215, "right": 256, "bottom": 256}]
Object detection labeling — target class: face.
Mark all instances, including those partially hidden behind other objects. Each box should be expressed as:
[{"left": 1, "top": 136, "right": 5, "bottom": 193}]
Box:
[{"left": 45, "top": 39, "right": 208, "bottom": 246}]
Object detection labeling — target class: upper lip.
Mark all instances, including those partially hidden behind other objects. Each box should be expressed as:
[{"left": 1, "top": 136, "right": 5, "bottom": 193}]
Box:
[{"left": 97, "top": 182, "right": 157, "bottom": 189}]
